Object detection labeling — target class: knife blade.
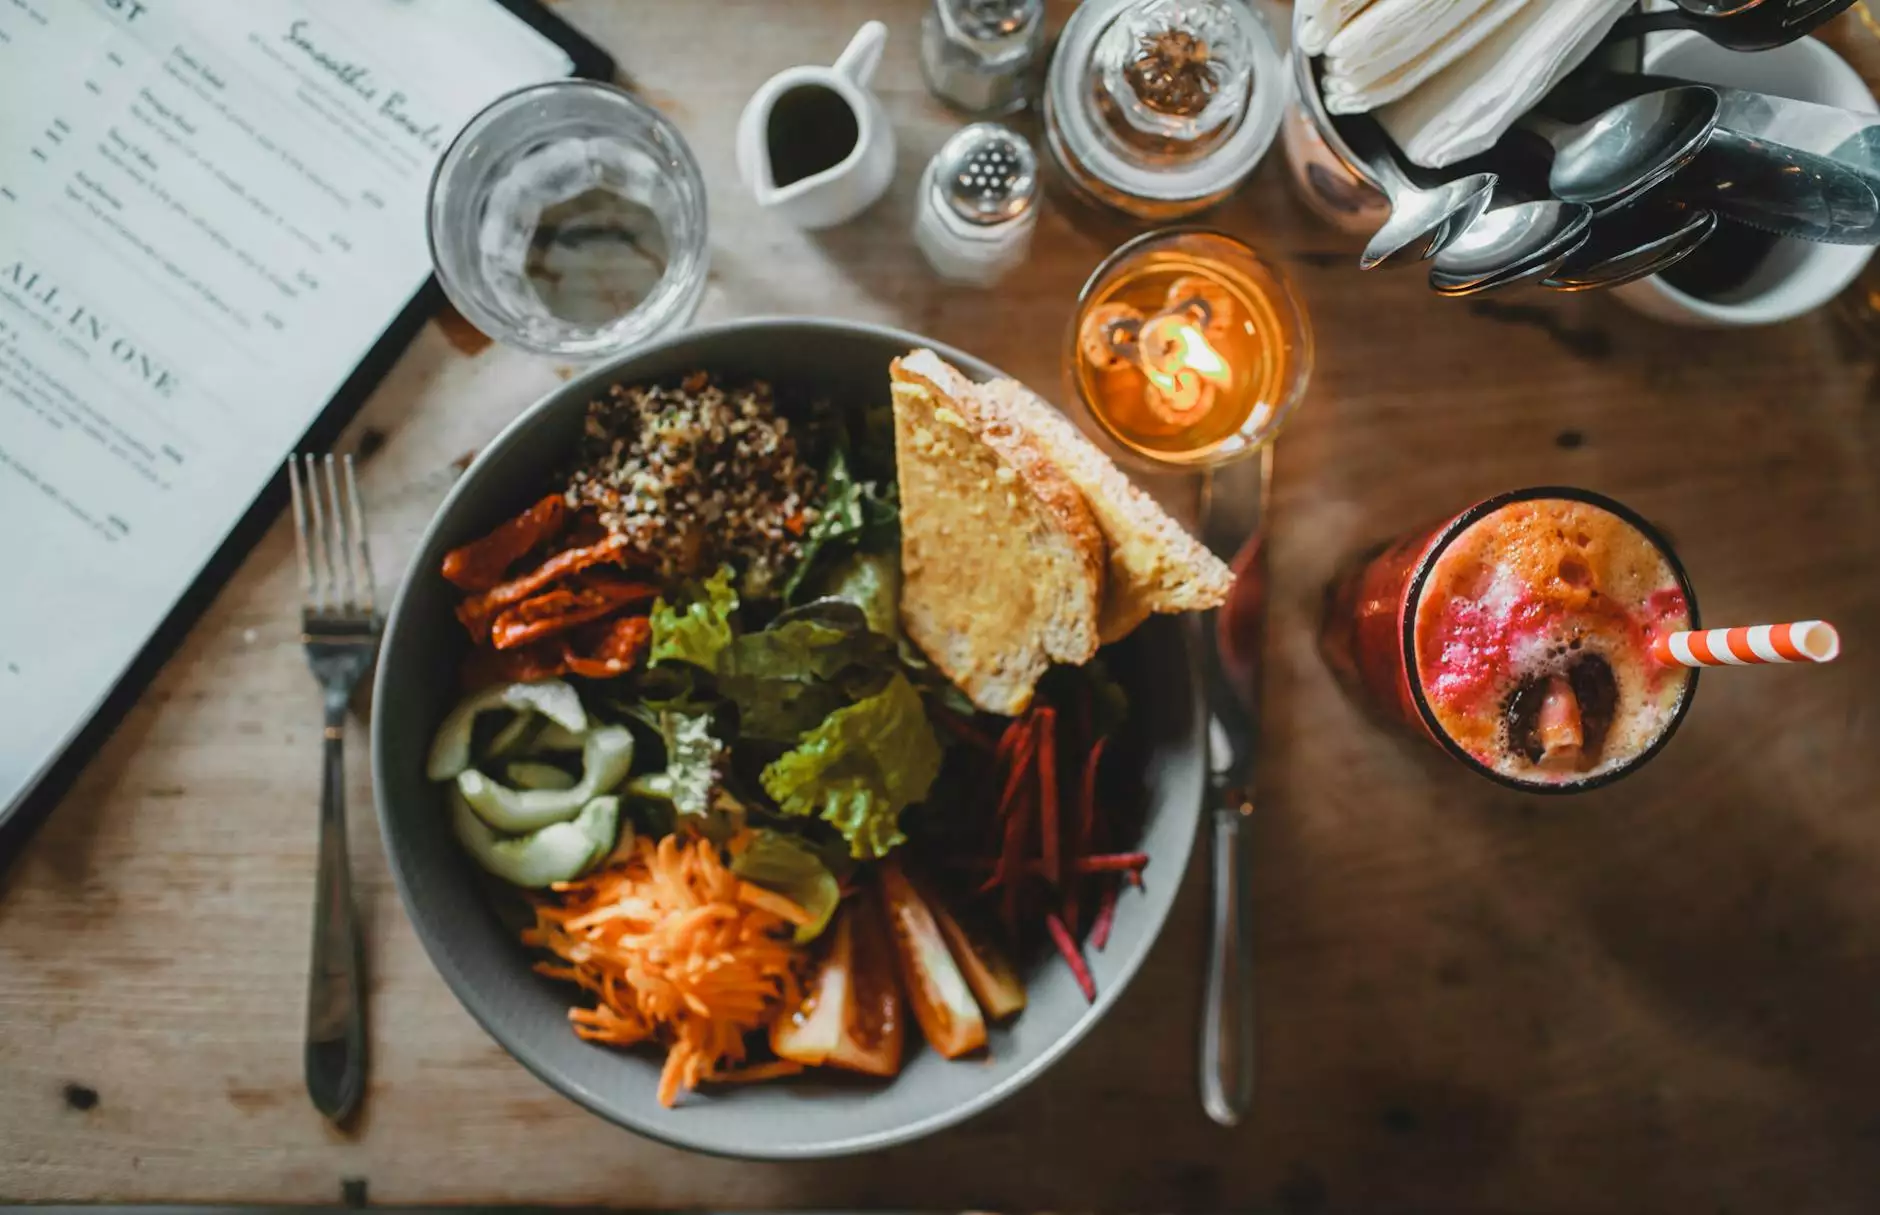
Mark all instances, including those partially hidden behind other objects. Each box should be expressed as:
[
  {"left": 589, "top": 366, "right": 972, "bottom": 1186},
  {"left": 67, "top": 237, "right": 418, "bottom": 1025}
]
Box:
[
  {"left": 1195, "top": 444, "right": 1271, "bottom": 1129},
  {"left": 1684, "top": 128, "right": 1880, "bottom": 244}
]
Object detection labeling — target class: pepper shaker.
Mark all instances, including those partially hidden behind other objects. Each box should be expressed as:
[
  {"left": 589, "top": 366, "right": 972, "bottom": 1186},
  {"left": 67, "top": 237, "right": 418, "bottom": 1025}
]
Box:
[
  {"left": 914, "top": 123, "right": 1039, "bottom": 286},
  {"left": 919, "top": 0, "right": 1046, "bottom": 116}
]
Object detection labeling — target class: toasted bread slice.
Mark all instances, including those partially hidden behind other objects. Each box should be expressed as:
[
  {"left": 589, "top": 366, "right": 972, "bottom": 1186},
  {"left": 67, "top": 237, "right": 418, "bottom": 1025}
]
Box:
[
  {"left": 890, "top": 350, "right": 1104, "bottom": 715},
  {"left": 977, "top": 377, "right": 1233, "bottom": 642}
]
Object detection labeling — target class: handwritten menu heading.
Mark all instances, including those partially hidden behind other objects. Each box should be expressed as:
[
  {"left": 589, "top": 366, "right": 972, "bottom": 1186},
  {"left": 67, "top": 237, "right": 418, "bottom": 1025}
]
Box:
[{"left": 281, "top": 19, "right": 447, "bottom": 152}]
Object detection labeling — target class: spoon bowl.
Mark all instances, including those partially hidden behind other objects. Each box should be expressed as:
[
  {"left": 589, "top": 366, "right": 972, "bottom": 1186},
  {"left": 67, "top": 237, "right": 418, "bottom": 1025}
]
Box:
[
  {"left": 1430, "top": 198, "right": 1594, "bottom": 294},
  {"left": 1362, "top": 171, "right": 1501, "bottom": 269},
  {"left": 1539, "top": 85, "right": 1721, "bottom": 207},
  {"left": 1333, "top": 109, "right": 1500, "bottom": 269},
  {"left": 1543, "top": 202, "right": 1718, "bottom": 290}
]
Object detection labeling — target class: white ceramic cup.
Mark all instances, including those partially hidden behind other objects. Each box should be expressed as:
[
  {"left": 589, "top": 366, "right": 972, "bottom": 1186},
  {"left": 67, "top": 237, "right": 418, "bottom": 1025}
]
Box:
[
  {"left": 1613, "top": 33, "right": 1879, "bottom": 327},
  {"left": 735, "top": 22, "right": 897, "bottom": 231}
]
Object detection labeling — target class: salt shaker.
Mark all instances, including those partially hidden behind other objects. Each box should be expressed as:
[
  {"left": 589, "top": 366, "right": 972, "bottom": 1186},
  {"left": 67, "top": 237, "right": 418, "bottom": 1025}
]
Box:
[
  {"left": 914, "top": 123, "right": 1039, "bottom": 286},
  {"left": 919, "top": 0, "right": 1046, "bottom": 116}
]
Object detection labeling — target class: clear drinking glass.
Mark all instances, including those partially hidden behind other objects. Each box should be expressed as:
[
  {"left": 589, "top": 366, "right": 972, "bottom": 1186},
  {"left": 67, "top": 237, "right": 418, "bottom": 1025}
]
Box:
[
  {"left": 427, "top": 81, "right": 709, "bottom": 358},
  {"left": 1065, "top": 229, "right": 1311, "bottom": 468}
]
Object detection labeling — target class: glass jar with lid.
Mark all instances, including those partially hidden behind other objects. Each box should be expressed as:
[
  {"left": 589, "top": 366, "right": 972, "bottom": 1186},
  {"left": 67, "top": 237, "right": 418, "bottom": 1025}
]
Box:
[{"left": 1044, "top": 0, "right": 1284, "bottom": 220}]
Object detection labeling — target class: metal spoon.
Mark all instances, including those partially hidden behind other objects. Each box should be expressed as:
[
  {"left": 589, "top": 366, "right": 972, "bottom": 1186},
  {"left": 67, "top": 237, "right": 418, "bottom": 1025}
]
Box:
[
  {"left": 1523, "top": 86, "right": 1720, "bottom": 209},
  {"left": 1291, "top": 51, "right": 1495, "bottom": 269},
  {"left": 1429, "top": 197, "right": 1594, "bottom": 295},
  {"left": 1541, "top": 200, "right": 1718, "bottom": 291},
  {"left": 1335, "top": 110, "right": 1499, "bottom": 270}
]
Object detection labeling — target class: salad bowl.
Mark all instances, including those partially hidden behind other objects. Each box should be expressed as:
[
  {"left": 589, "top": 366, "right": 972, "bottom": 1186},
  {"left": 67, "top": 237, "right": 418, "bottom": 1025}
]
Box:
[{"left": 371, "top": 317, "right": 1206, "bottom": 1158}]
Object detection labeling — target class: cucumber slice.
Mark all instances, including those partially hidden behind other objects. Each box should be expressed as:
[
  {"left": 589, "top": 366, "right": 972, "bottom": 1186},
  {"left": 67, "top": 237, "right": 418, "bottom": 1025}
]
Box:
[
  {"left": 426, "top": 679, "right": 588, "bottom": 781},
  {"left": 450, "top": 789, "right": 622, "bottom": 888},
  {"left": 457, "top": 726, "right": 635, "bottom": 833},
  {"left": 505, "top": 760, "right": 577, "bottom": 791}
]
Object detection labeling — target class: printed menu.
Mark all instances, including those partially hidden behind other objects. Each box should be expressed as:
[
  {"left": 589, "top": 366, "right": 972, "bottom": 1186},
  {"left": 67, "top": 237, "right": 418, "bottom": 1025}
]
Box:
[{"left": 0, "top": 0, "right": 577, "bottom": 820}]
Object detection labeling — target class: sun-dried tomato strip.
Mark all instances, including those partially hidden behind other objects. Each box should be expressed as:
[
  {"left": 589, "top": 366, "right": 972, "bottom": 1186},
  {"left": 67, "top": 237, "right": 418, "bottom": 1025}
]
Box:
[
  {"left": 488, "top": 576, "right": 658, "bottom": 650},
  {"left": 456, "top": 534, "right": 633, "bottom": 641},
  {"left": 440, "top": 494, "right": 568, "bottom": 591},
  {"left": 560, "top": 615, "right": 653, "bottom": 680}
]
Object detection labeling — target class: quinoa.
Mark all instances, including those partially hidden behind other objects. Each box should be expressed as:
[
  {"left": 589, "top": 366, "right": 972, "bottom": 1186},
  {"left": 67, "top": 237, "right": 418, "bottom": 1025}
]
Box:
[{"left": 564, "top": 372, "right": 818, "bottom": 597}]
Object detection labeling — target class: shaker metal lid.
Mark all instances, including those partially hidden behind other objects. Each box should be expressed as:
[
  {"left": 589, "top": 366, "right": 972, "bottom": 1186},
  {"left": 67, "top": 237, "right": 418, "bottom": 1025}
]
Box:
[
  {"left": 938, "top": 0, "right": 1043, "bottom": 44},
  {"left": 934, "top": 123, "right": 1038, "bottom": 224}
]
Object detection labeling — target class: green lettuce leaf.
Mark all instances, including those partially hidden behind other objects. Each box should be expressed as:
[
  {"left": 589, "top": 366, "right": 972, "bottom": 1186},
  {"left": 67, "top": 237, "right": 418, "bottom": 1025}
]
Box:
[
  {"left": 729, "top": 829, "right": 842, "bottom": 943},
  {"left": 717, "top": 612, "right": 895, "bottom": 743},
  {"left": 782, "top": 447, "right": 898, "bottom": 603},
  {"left": 760, "top": 673, "right": 942, "bottom": 860},
  {"left": 720, "top": 671, "right": 849, "bottom": 744},
  {"left": 650, "top": 567, "right": 738, "bottom": 669}
]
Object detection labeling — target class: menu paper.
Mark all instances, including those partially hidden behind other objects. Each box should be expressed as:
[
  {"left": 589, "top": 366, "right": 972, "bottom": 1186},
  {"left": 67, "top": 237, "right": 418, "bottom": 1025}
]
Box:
[{"left": 0, "top": 0, "right": 574, "bottom": 818}]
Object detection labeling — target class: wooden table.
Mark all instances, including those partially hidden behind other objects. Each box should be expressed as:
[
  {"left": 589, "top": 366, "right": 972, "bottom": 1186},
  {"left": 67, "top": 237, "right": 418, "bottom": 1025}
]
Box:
[{"left": 5, "top": 2, "right": 1879, "bottom": 1211}]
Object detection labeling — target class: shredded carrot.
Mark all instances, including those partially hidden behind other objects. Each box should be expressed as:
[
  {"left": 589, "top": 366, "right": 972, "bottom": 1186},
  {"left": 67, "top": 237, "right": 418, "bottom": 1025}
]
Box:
[
  {"left": 524, "top": 834, "right": 803, "bottom": 1108},
  {"left": 736, "top": 881, "right": 813, "bottom": 927}
]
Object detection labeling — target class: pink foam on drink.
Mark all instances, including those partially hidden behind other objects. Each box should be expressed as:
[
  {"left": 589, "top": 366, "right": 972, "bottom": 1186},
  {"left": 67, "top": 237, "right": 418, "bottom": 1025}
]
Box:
[{"left": 1414, "top": 499, "right": 1693, "bottom": 786}]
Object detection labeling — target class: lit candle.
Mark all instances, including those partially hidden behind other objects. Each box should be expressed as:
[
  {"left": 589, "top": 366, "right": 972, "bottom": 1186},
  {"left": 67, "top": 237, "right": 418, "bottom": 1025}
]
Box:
[
  {"left": 1065, "top": 230, "right": 1311, "bottom": 468},
  {"left": 1135, "top": 306, "right": 1232, "bottom": 421},
  {"left": 1083, "top": 293, "right": 1235, "bottom": 423}
]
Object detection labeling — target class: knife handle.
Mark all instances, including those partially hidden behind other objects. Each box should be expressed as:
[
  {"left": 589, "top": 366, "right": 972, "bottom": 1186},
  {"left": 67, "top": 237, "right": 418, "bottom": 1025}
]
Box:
[{"left": 1200, "top": 798, "right": 1255, "bottom": 1127}]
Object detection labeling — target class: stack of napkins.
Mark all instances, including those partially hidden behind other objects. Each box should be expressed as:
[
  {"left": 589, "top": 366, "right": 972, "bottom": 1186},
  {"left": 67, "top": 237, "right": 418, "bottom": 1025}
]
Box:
[{"left": 1296, "top": 0, "right": 1632, "bottom": 168}]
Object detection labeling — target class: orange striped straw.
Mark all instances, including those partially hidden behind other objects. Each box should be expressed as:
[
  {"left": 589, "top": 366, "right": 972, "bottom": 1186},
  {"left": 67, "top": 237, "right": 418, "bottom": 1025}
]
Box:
[{"left": 1651, "top": 621, "right": 1842, "bottom": 668}]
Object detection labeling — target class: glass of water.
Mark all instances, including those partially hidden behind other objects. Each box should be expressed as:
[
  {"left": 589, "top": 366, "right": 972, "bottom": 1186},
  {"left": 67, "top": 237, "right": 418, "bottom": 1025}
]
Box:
[{"left": 428, "top": 80, "right": 709, "bottom": 358}]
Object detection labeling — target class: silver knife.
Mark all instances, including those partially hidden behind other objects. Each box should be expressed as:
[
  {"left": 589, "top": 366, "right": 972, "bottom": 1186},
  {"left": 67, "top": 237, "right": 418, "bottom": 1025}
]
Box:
[
  {"left": 1195, "top": 443, "right": 1271, "bottom": 1129},
  {"left": 1686, "top": 128, "right": 1880, "bottom": 244}
]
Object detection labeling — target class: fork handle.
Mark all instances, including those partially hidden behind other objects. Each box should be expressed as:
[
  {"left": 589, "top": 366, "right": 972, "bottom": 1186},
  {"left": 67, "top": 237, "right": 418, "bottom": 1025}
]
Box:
[
  {"left": 1200, "top": 799, "right": 1255, "bottom": 1128},
  {"left": 306, "top": 703, "right": 366, "bottom": 1124}
]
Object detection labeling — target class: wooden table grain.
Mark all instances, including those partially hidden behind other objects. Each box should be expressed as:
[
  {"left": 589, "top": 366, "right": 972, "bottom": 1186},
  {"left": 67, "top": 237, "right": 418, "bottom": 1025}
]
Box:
[{"left": 4, "top": 2, "right": 1879, "bottom": 1211}]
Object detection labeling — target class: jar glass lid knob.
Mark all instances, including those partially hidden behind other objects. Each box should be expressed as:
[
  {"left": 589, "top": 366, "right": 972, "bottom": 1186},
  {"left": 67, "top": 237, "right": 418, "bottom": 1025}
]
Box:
[{"left": 1090, "top": 0, "right": 1257, "bottom": 157}]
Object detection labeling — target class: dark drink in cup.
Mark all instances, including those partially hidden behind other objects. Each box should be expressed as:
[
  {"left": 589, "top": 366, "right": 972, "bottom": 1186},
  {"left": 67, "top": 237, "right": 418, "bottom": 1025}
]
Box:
[{"left": 1320, "top": 487, "right": 1699, "bottom": 791}]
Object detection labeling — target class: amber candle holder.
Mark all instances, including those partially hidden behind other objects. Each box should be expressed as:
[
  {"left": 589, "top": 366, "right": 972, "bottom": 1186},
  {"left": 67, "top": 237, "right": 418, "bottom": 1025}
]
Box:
[{"left": 1065, "top": 228, "right": 1311, "bottom": 467}]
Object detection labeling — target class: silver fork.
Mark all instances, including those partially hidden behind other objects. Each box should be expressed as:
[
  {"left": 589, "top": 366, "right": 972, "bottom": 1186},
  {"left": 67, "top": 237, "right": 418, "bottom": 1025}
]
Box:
[{"left": 288, "top": 453, "right": 377, "bottom": 1125}]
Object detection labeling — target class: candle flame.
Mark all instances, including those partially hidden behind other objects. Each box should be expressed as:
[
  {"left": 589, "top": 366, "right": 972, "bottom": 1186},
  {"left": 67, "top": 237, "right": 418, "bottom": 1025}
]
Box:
[
  {"left": 1139, "top": 317, "right": 1232, "bottom": 418},
  {"left": 1168, "top": 321, "right": 1232, "bottom": 386}
]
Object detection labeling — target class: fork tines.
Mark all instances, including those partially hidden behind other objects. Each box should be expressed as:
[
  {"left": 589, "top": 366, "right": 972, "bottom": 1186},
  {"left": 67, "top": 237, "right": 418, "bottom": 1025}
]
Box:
[{"left": 288, "top": 453, "right": 376, "bottom": 620}]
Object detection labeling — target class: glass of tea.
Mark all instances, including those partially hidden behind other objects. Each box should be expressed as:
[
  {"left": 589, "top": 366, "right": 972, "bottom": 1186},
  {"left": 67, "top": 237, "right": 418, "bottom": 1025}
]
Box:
[{"left": 1066, "top": 228, "right": 1311, "bottom": 467}]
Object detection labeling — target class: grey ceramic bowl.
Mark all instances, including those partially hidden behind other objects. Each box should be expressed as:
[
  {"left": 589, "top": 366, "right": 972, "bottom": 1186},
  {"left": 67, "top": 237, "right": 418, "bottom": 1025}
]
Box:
[{"left": 372, "top": 317, "right": 1205, "bottom": 1159}]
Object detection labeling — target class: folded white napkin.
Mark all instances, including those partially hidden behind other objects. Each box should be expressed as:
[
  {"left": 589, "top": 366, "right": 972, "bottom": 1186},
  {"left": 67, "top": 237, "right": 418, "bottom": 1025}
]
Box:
[
  {"left": 1294, "top": 0, "right": 1377, "bottom": 57},
  {"left": 1376, "top": 0, "right": 1631, "bottom": 168},
  {"left": 1320, "top": 0, "right": 1533, "bottom": 115}
]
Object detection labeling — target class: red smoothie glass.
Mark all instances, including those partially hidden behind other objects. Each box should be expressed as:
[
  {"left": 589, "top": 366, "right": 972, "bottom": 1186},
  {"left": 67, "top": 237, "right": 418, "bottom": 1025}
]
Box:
[{"left": 1319, "top": 487, "right": 1700, "bottom": 792}]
